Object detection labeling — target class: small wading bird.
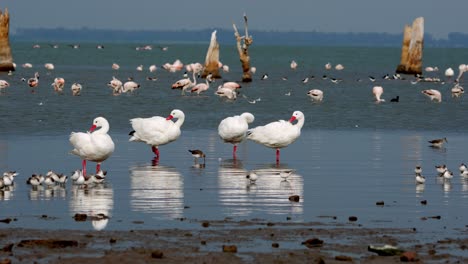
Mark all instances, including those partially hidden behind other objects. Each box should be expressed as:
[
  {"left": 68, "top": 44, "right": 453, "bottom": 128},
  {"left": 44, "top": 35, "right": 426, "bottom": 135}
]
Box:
[
  {"left": 428, "top": 137, "right": 447, "bottom": 148},
  {"left": 188, "top": 149, "right": 206, "bottom": 164},
  {"left": 415, "top": 173, "right": 426, "bottom": 184},
  {"left": 246, "top": 171, "right": 258, "bottom": 184}
]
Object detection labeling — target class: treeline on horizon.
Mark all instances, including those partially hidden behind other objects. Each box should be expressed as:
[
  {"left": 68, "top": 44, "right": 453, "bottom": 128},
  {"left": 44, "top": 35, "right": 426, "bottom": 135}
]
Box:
[{"left": 11, "top": 28, "right": 468, "bottom": 47}]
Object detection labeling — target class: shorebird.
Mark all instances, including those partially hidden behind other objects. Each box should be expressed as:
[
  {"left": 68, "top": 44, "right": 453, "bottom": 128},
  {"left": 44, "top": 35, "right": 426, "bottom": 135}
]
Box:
[
  {"left": 415, "top": 173, "right": 426, "bottom": 184},
  {"left": 90, "top": 170, "right": 106, "bottom": 184},
  {"left": 461, "top": 170, "right": 468, "bottom": 178},
  {"left": 414, "top": 166, "right": 422, "bottom": 174},
  {"left": 26, "top": 174, "right": 42, "bottom": 187},
  {"left": 442, "top": 169, "right": 453, "bottom": 180},
  {"left": 435, "top": 164, "right": 447, "bottom": 175},
  {"left": 246, "top": 171, "right": 258, "bottom": 184},
  {"left": 459, "top": 163, "right": 467, "bottom": 173},
  {"left": 428, "top": 137, "right": 447, "bottom": 148},
  {"left": 188, "top": 149, "right": 206, "bottom": 164}
]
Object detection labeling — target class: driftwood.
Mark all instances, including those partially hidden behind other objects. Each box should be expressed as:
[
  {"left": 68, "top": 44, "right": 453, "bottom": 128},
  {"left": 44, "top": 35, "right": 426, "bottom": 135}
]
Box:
[
  {"left": 233, "top": 13, "right": 253, "bottom": 82},
  {"left": 201, "top": 30, "right": 221, "bottom": 79},
  {"left": 396, "top": 17, "right": 424, "bottom": 75},
  {"left": 0, "top": 8, "right": 14, "bottom": 72}
]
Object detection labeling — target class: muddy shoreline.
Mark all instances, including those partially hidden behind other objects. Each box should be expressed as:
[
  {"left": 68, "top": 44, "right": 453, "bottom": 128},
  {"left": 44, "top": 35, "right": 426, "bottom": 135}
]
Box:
[{"left": 1, "top": 218, "right": 467, "bottom": 263}]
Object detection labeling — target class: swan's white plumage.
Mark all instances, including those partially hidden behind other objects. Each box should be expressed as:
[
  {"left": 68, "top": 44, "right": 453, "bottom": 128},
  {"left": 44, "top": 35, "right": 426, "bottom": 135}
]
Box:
[{"left": 129, "top": 109, "right": 185, "bottom": 147}]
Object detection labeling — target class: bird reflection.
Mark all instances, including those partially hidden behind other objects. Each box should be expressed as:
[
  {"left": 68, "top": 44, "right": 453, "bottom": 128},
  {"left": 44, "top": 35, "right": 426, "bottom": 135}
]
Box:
[
  {"left": 69, "top": 184, "right": 113, "bottom": 230},
  {"left": 130, "top": 164, "right": 184, "bottom": 219},
  {"left": 218, "top": 161, "right": 303, "bottom": 216},
  {"left": 28, "top": 185, "right": 66, "bottom": 200},
  {"left": 0, "top": 188, "right": 13, "bottom": 200},
  {"left": 415, "top": 184, "right": 425, "bottom": 195}
]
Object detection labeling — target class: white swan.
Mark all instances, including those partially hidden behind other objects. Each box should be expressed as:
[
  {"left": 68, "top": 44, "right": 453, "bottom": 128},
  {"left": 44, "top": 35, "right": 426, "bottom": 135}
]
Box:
[
  {"left": 218, "top": 112, "right": 255, "bottom": 159},
  {"left": 69, "top": 117, "right": 115, "bottom": 177},
  {"left": 247, "top": 111, "right": 304, "bottom": 163},
  {"left": 129, "top": 109, "right": 185, "bottom": 161}
]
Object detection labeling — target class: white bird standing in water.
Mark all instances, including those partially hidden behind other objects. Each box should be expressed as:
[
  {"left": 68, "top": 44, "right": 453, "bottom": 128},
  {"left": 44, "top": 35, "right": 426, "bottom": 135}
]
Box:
[
  {"left": 69, "top": 117, "right": 115, "bottom": 177},
  {"left": 415, "top": 173, "right": 426, "bottom": 184},
  {"left": 247, "top": 111, "right": 304, "bottom": 163},
  {"left": 218, "top": 112, "right": 255, "bottom": 159}
]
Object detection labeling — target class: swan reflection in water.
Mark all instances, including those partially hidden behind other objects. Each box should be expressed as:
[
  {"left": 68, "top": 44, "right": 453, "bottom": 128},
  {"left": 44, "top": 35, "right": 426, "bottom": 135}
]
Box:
[
  {"left": 218, "top": 160, "right": 303, "bottom": 217},
  {"left": 69, "top": 184, "right": 114, "bottom": 230},
  {"left": 130, "top": 164, "right": 184, "bottom": 219}
]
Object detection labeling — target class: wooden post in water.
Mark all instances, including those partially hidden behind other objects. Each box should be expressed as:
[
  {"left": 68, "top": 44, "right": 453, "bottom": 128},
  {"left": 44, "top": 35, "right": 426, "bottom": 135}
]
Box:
[
  {"left": 396, "top": 17, "right": 424, "bottom": 75},
  {"left": 233, "top": 13, "right": 253, "bottom": 82},
  {"left": 0, "top": 8, "right": 14, "bottom": 72},
  {"left": 202, "top": 30, "right": 221, "bottom": 79}
]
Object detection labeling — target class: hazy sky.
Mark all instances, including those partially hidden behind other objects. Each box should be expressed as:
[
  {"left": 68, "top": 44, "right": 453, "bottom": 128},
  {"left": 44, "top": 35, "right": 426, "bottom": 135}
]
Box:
[{"left": 2, "top": 0, "right": 466, "bottom": 38}]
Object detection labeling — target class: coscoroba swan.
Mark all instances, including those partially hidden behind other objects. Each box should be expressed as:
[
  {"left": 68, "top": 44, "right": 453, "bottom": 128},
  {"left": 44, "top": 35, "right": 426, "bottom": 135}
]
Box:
[
  {"left": 247, "top": 111, "right": 304, "bottom": 163},
  {"left": 69, "top": 117, "right": 115, "bottom": 177},
  {"left": 129, "top": 109, "right": 185, "bottom": 162},
  {"left": 218, "top": 112, "right": 255, "bottom": 159}
]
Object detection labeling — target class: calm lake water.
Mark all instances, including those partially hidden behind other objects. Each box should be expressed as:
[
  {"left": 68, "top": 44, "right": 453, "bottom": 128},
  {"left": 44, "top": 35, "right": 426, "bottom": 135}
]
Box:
[{"left": 1, "top": 43, "right": 468, "bottom": 237}]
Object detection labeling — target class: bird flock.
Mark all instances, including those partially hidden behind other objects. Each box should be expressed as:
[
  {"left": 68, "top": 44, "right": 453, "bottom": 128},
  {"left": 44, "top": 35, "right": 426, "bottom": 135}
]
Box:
[
  {"left": 413, "top": 137, "right": 466, "bottom": 189},
  {"left": 0, "top": 109, "right": 305, "bottom": 192}
]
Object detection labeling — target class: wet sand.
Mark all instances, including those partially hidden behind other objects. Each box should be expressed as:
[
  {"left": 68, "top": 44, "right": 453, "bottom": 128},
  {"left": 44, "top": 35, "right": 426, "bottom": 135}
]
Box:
[{"left": 1, "top": 218, "right": 467, "bottom": 263}]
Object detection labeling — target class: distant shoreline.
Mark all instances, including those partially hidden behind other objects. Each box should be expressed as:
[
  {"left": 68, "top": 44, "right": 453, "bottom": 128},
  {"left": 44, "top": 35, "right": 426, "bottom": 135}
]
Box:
[{"left": 10, "top": 28, "right": 468, "bottom": 47}]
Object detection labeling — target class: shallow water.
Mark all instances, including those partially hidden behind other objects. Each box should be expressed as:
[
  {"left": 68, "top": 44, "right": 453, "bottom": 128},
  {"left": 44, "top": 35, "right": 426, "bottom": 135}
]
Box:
[{"left": 1, "top": 43, "right": 468, "bottom": 236}]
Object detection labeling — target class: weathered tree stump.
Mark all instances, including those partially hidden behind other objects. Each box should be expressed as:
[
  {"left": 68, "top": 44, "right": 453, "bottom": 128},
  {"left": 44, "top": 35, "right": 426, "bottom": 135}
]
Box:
[
  {"left": 233, "top": 13, "right": 253, "bottom": 83},
  {"left": 396, "top": 17, "right": 424, "bottom": 75},
  {"left": 202, "top": 30, "right": 221, "bottom": 79},
  {"left": 0, "top": 8, "right": 14, "bottom": 72}
]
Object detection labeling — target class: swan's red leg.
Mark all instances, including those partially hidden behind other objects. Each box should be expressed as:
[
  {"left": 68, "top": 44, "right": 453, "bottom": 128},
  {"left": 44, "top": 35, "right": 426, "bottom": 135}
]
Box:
[
  {"left": 82, "top": 160, "right": 87, "bottom": 177},
  {"left": 233, "top": 145, "right": 238, "bottom": 159},
  {"left": 152, "top": 146, "right": 160, "bottom": 157}
]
